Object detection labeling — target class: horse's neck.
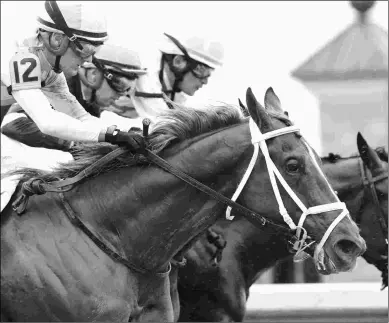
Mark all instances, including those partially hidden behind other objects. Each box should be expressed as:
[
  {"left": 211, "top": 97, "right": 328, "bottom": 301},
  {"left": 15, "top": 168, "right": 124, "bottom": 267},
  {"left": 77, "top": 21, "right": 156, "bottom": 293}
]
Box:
[
  {"left": 227, "top": 218, "right": 290, "bottom": 288},
  {"left": 67, "top": 124, "right": 250, "bottom": 272},
  {"left": 322, "top": 158, "right": 363, "bottom": 217}
]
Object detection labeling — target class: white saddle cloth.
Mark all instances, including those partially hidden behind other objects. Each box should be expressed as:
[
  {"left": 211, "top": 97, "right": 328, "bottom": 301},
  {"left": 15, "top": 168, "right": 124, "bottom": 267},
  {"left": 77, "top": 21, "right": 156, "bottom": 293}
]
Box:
[{"left": 1, "top": 133, "right": 74, "bottom": 212}]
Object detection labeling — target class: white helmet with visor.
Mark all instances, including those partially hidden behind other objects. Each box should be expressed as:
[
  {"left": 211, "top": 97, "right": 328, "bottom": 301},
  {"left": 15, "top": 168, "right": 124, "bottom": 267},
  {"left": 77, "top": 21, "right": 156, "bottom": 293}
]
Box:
[
  {"left": 37, "top": 1, "right": 109, "bottom": 73},
  {"left": 90, "top": 44, "right": 147, "bottom": 95}
]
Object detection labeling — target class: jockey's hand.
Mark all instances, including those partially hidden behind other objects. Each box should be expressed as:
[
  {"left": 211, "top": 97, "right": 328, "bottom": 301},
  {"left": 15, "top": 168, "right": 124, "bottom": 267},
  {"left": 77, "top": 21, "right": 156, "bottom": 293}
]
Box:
[{"left": 105, "top": 129, "right": 146, "bottom": 153}]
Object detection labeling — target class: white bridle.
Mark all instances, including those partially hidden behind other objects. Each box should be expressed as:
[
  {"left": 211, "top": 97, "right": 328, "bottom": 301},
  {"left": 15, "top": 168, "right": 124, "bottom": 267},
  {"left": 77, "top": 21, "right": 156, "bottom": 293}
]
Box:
[{"left": 226, "top": 118, "right": 350, "bottom": 262}]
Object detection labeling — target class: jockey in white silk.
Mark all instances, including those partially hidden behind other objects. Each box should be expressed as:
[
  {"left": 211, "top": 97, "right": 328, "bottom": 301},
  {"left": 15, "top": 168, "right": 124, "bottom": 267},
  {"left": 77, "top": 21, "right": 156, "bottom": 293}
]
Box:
[
  {"left": 129, "top": 32, "right": 225, "bottom": 123},
  {"left": 1, "top": 1, "right": 145, "bottom": 211}
]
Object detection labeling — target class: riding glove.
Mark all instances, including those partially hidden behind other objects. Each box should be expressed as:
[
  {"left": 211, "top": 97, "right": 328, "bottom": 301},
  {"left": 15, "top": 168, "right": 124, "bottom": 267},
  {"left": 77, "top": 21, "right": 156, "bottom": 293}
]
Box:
[{"left": 105, "top": 126, "right": 146, "bottom": 153}]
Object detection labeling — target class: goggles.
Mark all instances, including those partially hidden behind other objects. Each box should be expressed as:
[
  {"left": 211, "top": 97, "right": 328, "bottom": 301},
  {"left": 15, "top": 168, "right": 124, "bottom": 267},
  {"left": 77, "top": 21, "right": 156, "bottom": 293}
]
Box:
[
  {"left": 69, "top": 40, "right": 100, "bottom": 59},
  {"left": 190, "top": 63, "right": 213, "bottom": 80},
  {"left": 104, "top": 70, "right": 137, "bottom": 95}
]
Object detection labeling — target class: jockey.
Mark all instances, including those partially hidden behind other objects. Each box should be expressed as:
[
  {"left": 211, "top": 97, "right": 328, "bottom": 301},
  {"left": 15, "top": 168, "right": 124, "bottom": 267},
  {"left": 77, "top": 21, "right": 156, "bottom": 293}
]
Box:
[
  {"left": 2, "top": 43, "right": 148, "bottom": 150},
  {"left": 130, "top": 32, "right": 224, "bottom": 120},
  {"left": 70, "top": 44, "right": 147, "bottom": 123},
  {"left": 1, "top": 1, "right": 145, "bottom": 151}
]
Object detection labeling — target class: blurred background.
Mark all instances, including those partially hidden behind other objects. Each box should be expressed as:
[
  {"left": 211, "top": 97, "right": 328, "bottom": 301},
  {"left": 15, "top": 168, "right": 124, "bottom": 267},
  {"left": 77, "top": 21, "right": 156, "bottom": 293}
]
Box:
[{"left": 1, "top": 1, "right": 388, "bottom": 320}]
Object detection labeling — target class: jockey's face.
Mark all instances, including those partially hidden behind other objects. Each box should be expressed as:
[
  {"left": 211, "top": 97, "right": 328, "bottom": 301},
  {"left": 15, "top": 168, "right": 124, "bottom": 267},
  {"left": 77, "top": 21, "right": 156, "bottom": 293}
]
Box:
[
  {"left": 178, "top": 68, "right": 212, "bottom": 96},
  {"left": 61, "top": 47, "right": 92, "bottom": 78},
  {"left": 96, "top": 75, "right": 135, "bottom": 108},
  {"left": 61, "top": 41, "right": 99, "bottom": 78},
  {"left": 95, "top": 78, "right": 121, "bottom": 107}
]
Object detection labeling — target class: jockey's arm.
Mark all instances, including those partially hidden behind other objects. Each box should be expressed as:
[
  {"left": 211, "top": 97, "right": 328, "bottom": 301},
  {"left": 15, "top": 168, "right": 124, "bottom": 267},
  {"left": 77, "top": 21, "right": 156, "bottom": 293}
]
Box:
[{"left": 12, "top": 88, "right": 106, "bottom": 142}]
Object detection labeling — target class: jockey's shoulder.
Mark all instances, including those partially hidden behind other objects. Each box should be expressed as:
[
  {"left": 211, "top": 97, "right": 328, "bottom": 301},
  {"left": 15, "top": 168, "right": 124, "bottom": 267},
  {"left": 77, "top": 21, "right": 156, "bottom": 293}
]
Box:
[{"left": 1, "top": 33, "right": 53, "bottom": 89}]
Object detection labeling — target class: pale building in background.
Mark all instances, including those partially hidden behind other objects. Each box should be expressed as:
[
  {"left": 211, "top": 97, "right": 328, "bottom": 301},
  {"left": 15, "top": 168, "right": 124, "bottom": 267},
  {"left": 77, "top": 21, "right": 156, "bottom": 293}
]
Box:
[
  {"left": 265, "top": 0, "right": 388, "bottom": 285},
  {"left": 292, "top": 0, "right": 388, "bottom": 156}
]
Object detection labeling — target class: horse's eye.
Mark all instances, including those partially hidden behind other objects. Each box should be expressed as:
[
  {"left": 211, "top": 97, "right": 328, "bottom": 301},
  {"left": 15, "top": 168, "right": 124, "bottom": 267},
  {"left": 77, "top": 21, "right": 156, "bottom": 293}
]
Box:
[{"left": 286, "top": 159, "right": 300, "bottom": 173}]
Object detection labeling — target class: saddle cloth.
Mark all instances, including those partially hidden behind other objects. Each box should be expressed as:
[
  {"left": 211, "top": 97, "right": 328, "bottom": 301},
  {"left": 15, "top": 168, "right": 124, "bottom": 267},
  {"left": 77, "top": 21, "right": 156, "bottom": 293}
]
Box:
[{"left": 1, "top": 113, "right": 74, "bottom": 212}]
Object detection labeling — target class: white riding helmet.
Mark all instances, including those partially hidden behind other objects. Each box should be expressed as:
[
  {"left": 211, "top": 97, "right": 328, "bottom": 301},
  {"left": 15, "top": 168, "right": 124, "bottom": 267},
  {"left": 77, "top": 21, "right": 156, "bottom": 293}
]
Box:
[
  {"left": 92, "top": 44, "right": 147, "bottom": 77},
  {"left": 159, "top": 33, "right": 224, "bottom": 69},
  {"left": 37, "top": 1, "right": 108, "bottom": 43}
]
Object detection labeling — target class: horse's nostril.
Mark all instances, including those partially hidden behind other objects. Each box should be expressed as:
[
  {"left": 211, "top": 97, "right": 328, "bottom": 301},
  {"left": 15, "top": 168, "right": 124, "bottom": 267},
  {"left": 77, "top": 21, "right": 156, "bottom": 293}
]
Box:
[{"left": 335, "top": 239, "right": 359, "bottom": 256}]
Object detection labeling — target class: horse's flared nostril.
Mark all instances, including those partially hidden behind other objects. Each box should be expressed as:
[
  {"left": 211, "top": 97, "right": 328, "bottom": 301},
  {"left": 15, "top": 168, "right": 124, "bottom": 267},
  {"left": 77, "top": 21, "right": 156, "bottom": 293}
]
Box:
[{"left": 335, "top": 239, "right": 364, "bottom": 257}]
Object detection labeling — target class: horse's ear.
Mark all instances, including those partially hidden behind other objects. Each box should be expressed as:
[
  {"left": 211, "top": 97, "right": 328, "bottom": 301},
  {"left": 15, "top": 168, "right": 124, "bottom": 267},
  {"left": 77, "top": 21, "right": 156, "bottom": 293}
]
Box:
[
  {"left": 357, "top": 132, "right": 382, "bottom": 171},
  {"left": 245, "top": 87, "right": 271, "bottom": 131},
  {"left": 264, "top": 87, "right": 283, "bottom": 114},
  {"left": 238, "top": 98, "right": 249, "bottom": 117}
]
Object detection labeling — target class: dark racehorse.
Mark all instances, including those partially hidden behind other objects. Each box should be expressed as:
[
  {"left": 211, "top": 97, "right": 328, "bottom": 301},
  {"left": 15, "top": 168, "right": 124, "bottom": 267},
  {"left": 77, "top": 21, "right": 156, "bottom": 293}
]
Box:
[
  {"left": 177, "top": 133, "right": 388, "bottom": 322},
  {"left": 1, "top": 88, "right": 365, "bottom": 322}
]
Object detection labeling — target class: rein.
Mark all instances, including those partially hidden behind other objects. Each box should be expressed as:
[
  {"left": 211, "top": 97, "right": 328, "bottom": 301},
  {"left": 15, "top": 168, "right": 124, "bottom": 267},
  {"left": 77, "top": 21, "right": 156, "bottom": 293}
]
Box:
[
  {"left": 12, "top": 147, "right": 127, "bottom": 214},
  {"left": 145, "top": 150, "right": 293, "bottom": 235}
]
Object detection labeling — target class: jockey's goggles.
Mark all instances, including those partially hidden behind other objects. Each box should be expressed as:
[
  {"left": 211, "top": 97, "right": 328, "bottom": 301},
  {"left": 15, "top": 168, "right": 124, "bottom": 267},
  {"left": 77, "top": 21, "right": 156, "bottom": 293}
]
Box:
[
  {"left": 69, "top": 40, "right": 101, "bottom": 59},
  {"left": 190, "top": 63, "right": 213, "bottom": 80},
  {"left": 104, "top": 71, "right": 135, "bottom": 95}
]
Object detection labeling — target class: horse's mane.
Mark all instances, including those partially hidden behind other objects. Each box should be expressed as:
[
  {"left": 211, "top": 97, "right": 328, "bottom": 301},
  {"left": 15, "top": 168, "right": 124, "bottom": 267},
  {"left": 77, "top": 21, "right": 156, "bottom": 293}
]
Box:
[
  {"left": 7, "top": 104, "right": 242, "bottom": 182},
  {"left": 6, "top": 102, "right": 294, "bottom": 183},
  {"left": 322, "top": 147, "right": 388, "bottom": 163}
]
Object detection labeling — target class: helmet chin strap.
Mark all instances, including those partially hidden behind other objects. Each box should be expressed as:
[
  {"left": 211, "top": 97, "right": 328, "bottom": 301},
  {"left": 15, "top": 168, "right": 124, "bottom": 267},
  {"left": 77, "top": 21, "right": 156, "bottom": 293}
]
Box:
[
  {"left": 162, "top": 33, "right": 202, "bottom": 100},
  {"left": 161, "top": 56, "right": 186, "bottom": 101},
  {"left": 44, "top": 1, "right": 84, "bottom": 74},
  {"left": 53, "top": 55, "right": 62, "bottom": 73}
]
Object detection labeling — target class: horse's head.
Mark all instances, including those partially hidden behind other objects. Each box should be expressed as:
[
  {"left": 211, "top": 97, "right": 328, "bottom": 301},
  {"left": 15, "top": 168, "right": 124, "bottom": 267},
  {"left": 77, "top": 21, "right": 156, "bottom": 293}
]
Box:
[
  {"left": 236, "top": 87, "right": 366, "bottom": 275},
  {"left": 356, "top": 133, "right": 388, "bottom": 288}
]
